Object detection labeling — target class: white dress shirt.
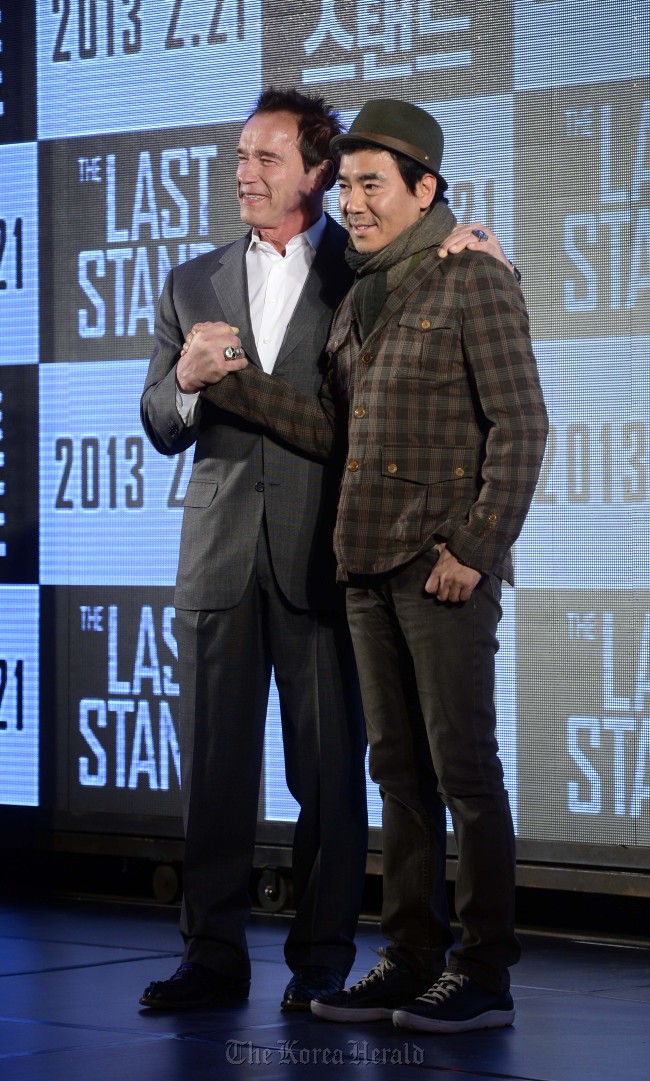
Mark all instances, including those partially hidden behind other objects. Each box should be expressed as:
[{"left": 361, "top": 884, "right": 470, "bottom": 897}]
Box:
[{"left": 176, "top": 215, "right": 327, "bottom": 422}]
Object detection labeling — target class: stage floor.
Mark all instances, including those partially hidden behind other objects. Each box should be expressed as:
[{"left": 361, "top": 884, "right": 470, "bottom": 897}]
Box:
[{"left": 0, "top": 898, "right": 649, "bottom": 1080}]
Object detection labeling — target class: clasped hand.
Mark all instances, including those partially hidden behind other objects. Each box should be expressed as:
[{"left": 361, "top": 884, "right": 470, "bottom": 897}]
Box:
[{"left": 175, "top": 321, "right": 248, "bottom": 393}]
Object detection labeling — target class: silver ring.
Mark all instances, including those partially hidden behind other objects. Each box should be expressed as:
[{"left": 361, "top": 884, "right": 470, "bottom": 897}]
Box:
[
  {"left": 224, "top": 346, "right": 244, "bottom": 360},
  {"left": 472, "top": 228, "right": 489, "bottom": 241}
]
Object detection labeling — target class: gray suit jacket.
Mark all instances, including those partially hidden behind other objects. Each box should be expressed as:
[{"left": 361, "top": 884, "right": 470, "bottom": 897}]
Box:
[{"left": 141, "top": 215, "right": 353, "bottom": 612}]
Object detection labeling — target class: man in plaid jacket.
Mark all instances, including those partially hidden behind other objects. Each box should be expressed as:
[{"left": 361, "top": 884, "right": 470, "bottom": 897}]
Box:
[{"left": 188, "top": 99, "right": 548, "bottom": 1034}]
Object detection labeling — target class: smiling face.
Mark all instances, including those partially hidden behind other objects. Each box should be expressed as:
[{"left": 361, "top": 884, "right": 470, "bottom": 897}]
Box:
[
  {"left": 236, "top": 110, "right": 326, "bottom": 252},
  {"left": 337, "top": 148, "right": 437, "bottom": 253}
]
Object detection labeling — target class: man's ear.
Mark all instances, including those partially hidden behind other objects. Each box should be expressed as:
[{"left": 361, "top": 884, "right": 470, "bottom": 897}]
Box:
[
  {"left": 417, "top": 172, "right": 438, "bottom": 210},
  {"left": 314, "top": 158, "right": 335, "bottom": 192}
]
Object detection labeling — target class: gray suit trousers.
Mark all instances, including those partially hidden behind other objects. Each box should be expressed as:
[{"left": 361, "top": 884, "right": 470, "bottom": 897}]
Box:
[{"left": 176, "top": 520, "right": 368, "bottom": 980}]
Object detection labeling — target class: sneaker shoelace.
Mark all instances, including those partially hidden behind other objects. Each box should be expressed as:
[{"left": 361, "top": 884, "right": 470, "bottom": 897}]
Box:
[
  {"left": 419, "top": 972, "right": 469, "bottom": 1004},
  {"left": 345, "top": 956, "right": 397, "bottom": 994}
]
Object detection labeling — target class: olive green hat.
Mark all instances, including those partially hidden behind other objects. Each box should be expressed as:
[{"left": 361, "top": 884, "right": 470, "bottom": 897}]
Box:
[{"left": 331, "top": 98, "right": 445, "bottom": 178}]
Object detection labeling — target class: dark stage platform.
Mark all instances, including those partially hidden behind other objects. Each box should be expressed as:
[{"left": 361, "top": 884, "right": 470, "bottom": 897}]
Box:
[{"left": 0, "top": 899, "right": 649, "bottom": 1080}]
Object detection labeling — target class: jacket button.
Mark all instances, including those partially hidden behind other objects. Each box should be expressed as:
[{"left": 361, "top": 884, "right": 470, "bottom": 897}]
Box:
[
  {"left": 488, "top": 513, "right": 497, "bottom": 522},
  {"left": 255, "top": 481, "right": 265, "bottom": 492},
  {"left": 353, "top": 405, "right": 366, "bottom": 419},
  {"left": 360, "top": 352, "right": 372, "bottom": 364},
  {"left": 454, "top": 467, "right": 465, "bottom": 477},
  {"left": 421, "top": 319, "right": 431, "bottom": 330},
  {"left": 347, "top": 459, "right": 360, "bottom": 472},
  {"left": 387, "top": 463, "right": 398, "bottom": 474}
]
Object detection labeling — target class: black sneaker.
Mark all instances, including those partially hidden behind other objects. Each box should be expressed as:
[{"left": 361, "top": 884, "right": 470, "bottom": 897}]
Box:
[
  {"left": 310, "top": 955, "right": 432, "bottom": 1022},
  {"left": 393, "top": 970, "right": 515, "bottom": 1034}
]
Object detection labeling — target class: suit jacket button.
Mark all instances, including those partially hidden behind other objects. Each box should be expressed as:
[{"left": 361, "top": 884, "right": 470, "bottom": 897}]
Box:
[
  {"left": 353, "top": 405, "right": 366, "bottom": 419},
  {"left": 421, "top": 319, "right": 431, "bottom": 330},
  {"left": 255, "top": 481, "right": 265, "bottom": 492},
  {"left": 387, "top": 463, "right": 398, "bottom": 474},
  {"left": 347, "top": 459, "right": 360, "bottom": 472},
  {"left": 454, "top": 467, "right": 465, "bottom": 477},
  {"left": 360, "top": 352, "right": 373, "bottom": 364}
]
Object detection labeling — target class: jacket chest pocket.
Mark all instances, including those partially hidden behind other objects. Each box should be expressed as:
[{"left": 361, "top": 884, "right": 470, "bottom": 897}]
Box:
[{"left": 392, "top": 310, "right": 461, "bottom": 380}]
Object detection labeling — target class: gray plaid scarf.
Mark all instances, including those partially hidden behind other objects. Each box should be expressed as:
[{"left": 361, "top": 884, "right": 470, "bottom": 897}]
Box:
[{"left": 344, "top": 202, "right": 457, "bottom": 339}]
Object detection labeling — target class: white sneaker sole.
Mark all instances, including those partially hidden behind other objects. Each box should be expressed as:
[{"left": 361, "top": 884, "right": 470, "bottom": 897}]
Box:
[
  {"left": 392, "top": 1007, "right": 515, "bottom": 1034},
  {"left": 311, "top": 1000, "right": 395, "bottom": 1022}
]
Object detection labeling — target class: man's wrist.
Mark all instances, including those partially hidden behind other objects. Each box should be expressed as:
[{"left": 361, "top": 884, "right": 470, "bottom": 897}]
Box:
[{"left": 175, "top": 364, "right": 196, "bottom": 394}]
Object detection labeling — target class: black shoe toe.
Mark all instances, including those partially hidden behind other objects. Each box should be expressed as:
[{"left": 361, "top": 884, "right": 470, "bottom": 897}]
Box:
[
  {"left": 281, "top": 966, "right": 345, "bottom": 1011},
  {"left": 139, "top": 962, "right": 250, "bottom": 1010}
]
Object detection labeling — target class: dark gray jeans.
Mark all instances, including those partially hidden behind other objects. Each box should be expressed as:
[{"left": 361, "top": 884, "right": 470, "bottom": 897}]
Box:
[{"left": 345, "top": 549, "right": 520, "bottom": 994}]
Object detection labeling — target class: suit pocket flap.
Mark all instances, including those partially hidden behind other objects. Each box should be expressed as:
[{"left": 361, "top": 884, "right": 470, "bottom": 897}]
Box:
[
  {"left": 183, "top": 479, "right": 218, "bottom": 508},
  {"left": 380, "top": 446, "right": 476, "bottom": 484}
]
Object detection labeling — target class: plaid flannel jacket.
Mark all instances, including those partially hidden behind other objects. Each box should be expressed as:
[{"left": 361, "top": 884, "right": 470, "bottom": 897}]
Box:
[{"left": 205, "top": 246, "right": 549, "bottom": 585}]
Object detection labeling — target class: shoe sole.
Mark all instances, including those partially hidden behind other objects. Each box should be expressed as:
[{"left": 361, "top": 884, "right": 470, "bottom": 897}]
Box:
[
  {"left": 280, "top": 999, "right": 312, "bottom": 1012},
  {"left": 311, "top": 1000, "right": 395, "bottom": 1022},
  {"left": 139, "top": 995, "right": 221, "bottom": 1010},
  {"left": 392, "top": 1007, "right": 515, "bottom": 1034},
  {"left": 139, "top": 989, "right": 250, "bottom": 1010}
]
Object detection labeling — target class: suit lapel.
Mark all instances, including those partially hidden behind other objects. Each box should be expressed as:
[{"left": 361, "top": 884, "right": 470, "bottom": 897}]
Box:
[
  {"left": 209, "top": 234, "right": 262, "bottom": 369},
  {"left": 273, "top": 217, "right": 351, "bottom": 373},
  {"left": 209, "top": 218, "right": 350, "bottom": 374}
]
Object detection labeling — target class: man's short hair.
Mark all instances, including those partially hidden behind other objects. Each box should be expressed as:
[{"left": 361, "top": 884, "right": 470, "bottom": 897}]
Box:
[
  {"left": 334, "top": 137, "right": 449, "bottom": 204},
  {"left": 250, "top": 88, "right": 343, "bottom": 189}
]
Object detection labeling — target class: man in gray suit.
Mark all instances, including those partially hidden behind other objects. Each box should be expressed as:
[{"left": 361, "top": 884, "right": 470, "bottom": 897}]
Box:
[{"left": 139, "top": 87, "right": 511, "bottom": 1011}]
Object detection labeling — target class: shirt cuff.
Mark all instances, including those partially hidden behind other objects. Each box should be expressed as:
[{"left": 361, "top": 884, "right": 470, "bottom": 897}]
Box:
[{"left": 175, "top": 381, "right": 200, "bottom": 425}]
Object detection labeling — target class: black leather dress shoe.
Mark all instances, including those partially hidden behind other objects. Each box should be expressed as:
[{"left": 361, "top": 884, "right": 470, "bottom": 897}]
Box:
[
  {"left": 139, "top": 962, "right": 250, "bottom": 1010},
  {"left": 281, "top": 966, "right": 345, "bottom": 1011}
]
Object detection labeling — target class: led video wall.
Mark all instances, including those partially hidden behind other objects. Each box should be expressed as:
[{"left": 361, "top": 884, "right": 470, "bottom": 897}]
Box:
[{"left": 1, "top": 1, "right": 649, "bottom": 861}]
